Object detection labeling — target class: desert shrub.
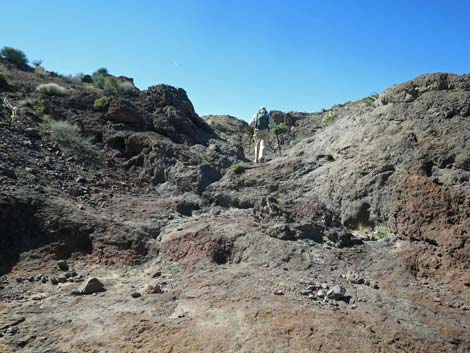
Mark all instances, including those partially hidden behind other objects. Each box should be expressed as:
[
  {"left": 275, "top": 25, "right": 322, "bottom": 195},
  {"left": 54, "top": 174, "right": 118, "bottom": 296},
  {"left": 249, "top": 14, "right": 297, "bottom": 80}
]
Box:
[
  {"left": 34, "top": 65, "right": 47, "bottom": 77},
  {"left": 93, "top": 96, "right": 109, "bottom": 110},
  {"left": 322, "top": 110, "right": 337, "bottom": 125},
  {"left": 229, "top": 163, "right": 245, "bottom": 174},
  {"left": 33, "top": 98, "right": 46, "bottom": 115},
  {"left": 41, "top": 117, "right": 95, "bottom": 155},
  {"left": 36, "top": 83, "right": 68, "bottom": 96},
  {"left": 32, "top": 59, "right": 43, "bottom": 67},
  {"left": 272, "top": 122, "right": 288, "bottom": 135},
  {"left": 91, "top": 68, "right": 136, "bottom": 94},
  {"left": 0, "top": 47, "right": 28, "bottom": 66},
  {"left": 362, "top": 93, "right": 379, "bottom": 106},
  {"left": 374, "top": 226, "right": 390, "bottom": 239}
]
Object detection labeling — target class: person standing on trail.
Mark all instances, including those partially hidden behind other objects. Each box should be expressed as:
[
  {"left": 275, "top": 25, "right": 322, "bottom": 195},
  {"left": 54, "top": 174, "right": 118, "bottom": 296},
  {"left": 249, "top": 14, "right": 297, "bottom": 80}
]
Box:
[{"left": 251, "top": 107, "right": 275, "bottom": 163}]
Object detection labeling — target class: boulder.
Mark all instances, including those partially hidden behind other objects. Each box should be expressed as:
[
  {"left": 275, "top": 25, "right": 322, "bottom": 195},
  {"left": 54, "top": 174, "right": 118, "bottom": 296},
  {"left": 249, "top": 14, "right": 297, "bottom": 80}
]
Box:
[
  {"left": 80, "top": 278, "right": 104, "bottom": 295},
  {"left": 104, "top": 98, "right": 142, "bottom": 124}
]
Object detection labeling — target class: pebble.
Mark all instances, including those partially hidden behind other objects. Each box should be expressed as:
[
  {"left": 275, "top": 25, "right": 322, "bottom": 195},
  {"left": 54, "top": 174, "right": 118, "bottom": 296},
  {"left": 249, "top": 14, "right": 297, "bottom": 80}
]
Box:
[
  {"left": 50, "top": 277, "right": 59, "bottom": 285},
  {"left": 316, "top": 289, "right": 326, "bottom": 298},
  {"left": 274, "top": 290, "right": 285, "bottom": 296},
  {"left": 351, "top": 304, "right": 357, "bottom": 309},
  {"left": 131, "top": 292, "right": 142, "bottom": 298}
]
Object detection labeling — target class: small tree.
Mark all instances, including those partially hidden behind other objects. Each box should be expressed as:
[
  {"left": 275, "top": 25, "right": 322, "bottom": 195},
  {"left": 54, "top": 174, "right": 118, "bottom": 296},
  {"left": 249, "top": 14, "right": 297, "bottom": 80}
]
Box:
[
  {"left": 0, "top": 47, "right": 28, "bottom": 66},
  {"left": 272, "top": 123, "right": 288, "bottom": 153}
]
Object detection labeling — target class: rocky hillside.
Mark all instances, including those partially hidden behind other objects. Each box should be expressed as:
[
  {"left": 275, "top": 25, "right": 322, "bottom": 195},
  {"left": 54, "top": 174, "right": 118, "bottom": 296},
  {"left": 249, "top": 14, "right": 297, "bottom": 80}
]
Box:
[{"left": 0, "top": 55, "right": 469, "bottom": 353}]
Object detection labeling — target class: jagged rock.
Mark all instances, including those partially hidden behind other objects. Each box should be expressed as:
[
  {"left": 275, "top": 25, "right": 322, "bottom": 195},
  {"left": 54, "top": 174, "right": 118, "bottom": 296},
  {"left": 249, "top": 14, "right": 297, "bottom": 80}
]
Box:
[
  {"left": 327, "top": 285, "right": 346, "bottom": 300},
  {"left": 104, "top": 98, "right": 143, "bottom": 124},
  {"left": 57, "top": 260, "right": 69, "bottom": 271},
  {"left": 80, "top": 278, "right": 104, "bottom": 295}
]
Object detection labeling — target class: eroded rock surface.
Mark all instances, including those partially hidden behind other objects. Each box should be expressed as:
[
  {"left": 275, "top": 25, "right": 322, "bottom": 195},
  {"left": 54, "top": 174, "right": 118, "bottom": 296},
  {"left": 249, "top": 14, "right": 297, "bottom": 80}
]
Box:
[{"left": 0, "top": 61, "right": 469, "bottom": 352}]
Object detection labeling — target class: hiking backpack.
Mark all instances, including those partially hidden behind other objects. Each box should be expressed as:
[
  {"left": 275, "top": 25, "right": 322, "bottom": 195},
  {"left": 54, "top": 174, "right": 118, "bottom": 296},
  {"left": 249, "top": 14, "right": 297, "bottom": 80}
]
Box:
[{"left": 255, "top": 111, "right": 270, "bottom": 130}]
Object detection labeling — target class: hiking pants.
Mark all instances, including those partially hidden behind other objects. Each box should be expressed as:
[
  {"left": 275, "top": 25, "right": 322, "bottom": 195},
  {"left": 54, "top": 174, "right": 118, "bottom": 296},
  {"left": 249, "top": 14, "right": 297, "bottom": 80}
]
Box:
[{"left": 253, "top": 129, "right": 269, "bottom": 163}]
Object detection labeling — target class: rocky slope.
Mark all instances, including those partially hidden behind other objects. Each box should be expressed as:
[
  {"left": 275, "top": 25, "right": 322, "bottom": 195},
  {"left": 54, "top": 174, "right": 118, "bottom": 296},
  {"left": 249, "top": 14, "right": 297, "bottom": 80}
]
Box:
[{"left": 0, "top": 59, "right": 469, "bottom": 353}]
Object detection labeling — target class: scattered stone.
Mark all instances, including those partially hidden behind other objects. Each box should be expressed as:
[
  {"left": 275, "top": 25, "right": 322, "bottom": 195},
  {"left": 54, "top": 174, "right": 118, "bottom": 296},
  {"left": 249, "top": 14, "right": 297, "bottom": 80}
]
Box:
[
  {"left": 300, "top": 289, "right": 311, "bottom": 296},
  {"left": 147, "top": 283, "right": 162, "bottom": 294},
  {"left": 50, "top": 277, "right": 59, "bottom": 285},
  {"left": 152, "top": 271, "right": 162, "bottom": 278},
  {"left": 80, "top": 278, "right": 104, "bottom": 295},
  {"left": 15, "top": 277, "right": 25, "bottom": 283},
  {"left": 65, "top": 270, "right": 77, "bottom": 278},
  {"left": 24, "top": 127, "right": 40, "bottom": 138},
  {"left": 327, "top": 285, "right": 346, "bottom": 300},
  {"left": 321, "top": 283, "right": 329, "bottom": 290},
  {"left": 131, "top": 292, "right": 142, "bottom": 298},
  {"left": 57, "top": 260, "right": 69, "bottom": 271},
  {"left": 373, "top": 282, "right": 379, "bottom": 289},
  {"left": 58, "top": 276, "right": 67, "bottom": 283},
  {"left": 6, "top": 326, "right": 18, "bottom": 335},
  {"left": 274, "top": 290, "right": 285, "bottom": 296},
  {"left": 317, "top": 289, "right": 327, "bottom": 299},
  {"left": 351, "top": 304, "right": 357, "bottom": 309},
  {"left": 70, "top": 289, "right": 82, "bottom": 296},
  {"left": 28, "top": 276, "right": 35, "bottom": 282}
]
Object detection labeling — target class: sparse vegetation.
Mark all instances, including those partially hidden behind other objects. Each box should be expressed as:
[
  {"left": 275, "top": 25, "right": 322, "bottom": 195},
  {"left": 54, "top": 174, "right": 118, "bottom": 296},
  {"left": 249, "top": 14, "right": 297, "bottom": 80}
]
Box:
[
  {"left": 229, "top": 163, "right": 245, "bottom": 174},
  {"left": 32, "top": 59, "right": 43, "bottom": 68},
  {"left": 37, "top": 83, "right": 68, "bottom": 96},
  {"left": 33, "top": 98, "right": 46, "bottom": 116},
  {"left": 93, "top": 96, "right": 109, "bottom": 111},
  {"left": 34, "top": 65, "right": 47, "bottom": 77},
  {"left": 322, "top": 110, "right": 337, "bottom": 125},
  {"left": 0, "top": 46, "right": 28, "bottom": 66},
  {"left": 41, "top": 116, "right": 95, "bottom": 156},
  {"left": 3, "top": 97, "right": 17, "bottom": 123},
  {"left": 91, "top": 68, "right": 136, "bottom": 95},
  {"left": 272, "top": 122, "right": 288, "bottom": 153},
  {"left": 374, "top": 226, "right": 390, "bottom": 239},
  {"left": 362, "top": 93, "right": 379, "bottom": 106}
]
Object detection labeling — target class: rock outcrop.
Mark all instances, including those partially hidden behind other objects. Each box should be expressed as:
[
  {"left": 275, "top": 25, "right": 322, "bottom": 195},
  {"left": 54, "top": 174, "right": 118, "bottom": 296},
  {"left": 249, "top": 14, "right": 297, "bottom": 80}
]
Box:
[{"left": 0, "top": 59, "right": 469, "bottom": 353}]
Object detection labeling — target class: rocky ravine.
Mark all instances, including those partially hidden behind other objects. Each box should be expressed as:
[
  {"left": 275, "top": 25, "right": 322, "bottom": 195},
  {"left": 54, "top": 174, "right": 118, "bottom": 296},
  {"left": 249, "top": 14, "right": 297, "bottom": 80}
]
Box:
[{"left": 0, "top": 59, "right": 469, "bottom": 353}]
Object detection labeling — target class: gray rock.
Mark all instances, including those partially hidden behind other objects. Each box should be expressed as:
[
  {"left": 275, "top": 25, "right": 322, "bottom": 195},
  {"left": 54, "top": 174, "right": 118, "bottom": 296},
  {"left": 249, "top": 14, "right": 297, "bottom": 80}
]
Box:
[
  {"left": 327, "top": 285, "right": 346, "bottom": 300},
  {"left": 57, "top": 260, "right": 69, "bottom": 271},
  {"left": 131, "top": 291, "right": 141, "bottom": 298},
  {"left": 80, "top": 278, "right": 104, "bottom": 295},
  {"left": 316, "top": 289, "right": 327, "bottom": 298}
]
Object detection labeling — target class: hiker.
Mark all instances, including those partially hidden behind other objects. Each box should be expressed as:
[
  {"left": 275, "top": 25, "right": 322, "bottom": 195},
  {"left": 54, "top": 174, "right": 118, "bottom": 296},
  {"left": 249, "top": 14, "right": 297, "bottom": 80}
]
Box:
[{"left": 251, "top": 107, "right": 275, "bottom": 163}]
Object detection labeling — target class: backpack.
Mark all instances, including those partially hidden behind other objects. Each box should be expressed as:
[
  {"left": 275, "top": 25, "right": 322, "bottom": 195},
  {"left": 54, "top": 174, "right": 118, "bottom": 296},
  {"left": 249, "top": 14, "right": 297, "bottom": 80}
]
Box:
[{"left": 255, "top": 111, "right": 269, "bottom": 130}]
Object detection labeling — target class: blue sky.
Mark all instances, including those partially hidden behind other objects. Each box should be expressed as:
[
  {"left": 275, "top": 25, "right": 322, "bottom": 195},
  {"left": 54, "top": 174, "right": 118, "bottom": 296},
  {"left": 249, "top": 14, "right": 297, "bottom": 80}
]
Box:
[{"left": 1, "top": 0, "right": 469, "bottom": 120}]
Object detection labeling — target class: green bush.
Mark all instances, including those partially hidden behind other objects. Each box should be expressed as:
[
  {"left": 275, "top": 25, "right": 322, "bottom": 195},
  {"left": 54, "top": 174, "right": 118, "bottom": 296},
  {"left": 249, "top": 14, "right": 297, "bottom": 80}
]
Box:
[
  {"left": 41, "top": 117, "right": 95, "bottom": 155},
  {"left": 272, "top": 122, "right": 288, "bottom": 135},
  {"left": 362, "top": 93, "right": 379, "bottom": 106},
  {"left": 229, "top": 163, "right": 245, "bottom": 174},
  {"left": 36, "top": 83, "right": 68, "bottom": 96},
  {"left": 322, "top": 110, "right": 337, "bottom": 126},
  {"left": 93, "top": 96, "right": 109, "bottom": 110},
  {"left": 0, "top": 47, "right": 28, "bottom": 66},
  {"left": 374, "top": 226, "right": 390, "bottom": 239},
  {"left": 34, "top": 65, "right": 47, "bottom": 77},
  {"left": 91, "top": 68, "right": 136, "bottom": 95},
  {"left": 33, "top": 98, "right": 46, "bottom": 115}
]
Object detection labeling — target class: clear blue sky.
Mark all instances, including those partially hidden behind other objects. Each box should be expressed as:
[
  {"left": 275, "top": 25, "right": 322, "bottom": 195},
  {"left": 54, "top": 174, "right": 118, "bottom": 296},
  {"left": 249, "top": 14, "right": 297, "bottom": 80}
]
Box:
[{"left": 1, "top": 0, "right": 469, "bottom": 120}]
